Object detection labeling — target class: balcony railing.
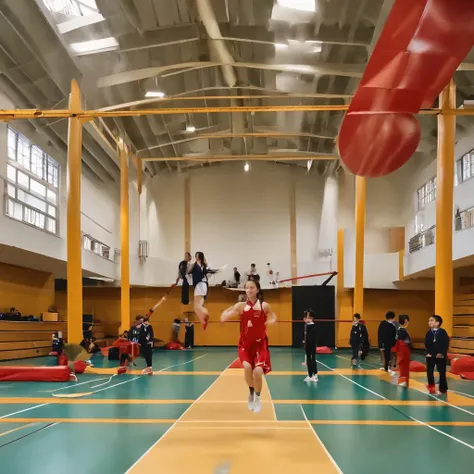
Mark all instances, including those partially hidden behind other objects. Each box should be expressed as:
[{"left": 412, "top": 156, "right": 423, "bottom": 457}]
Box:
[
  {"left": 408, "top": 225, "right": 436, "bottom": 253},
  {"left": 83, "top": 233, "right": 117, "bottom": 262},
  {"left": 455, "top": 207, "right": 474, "bottom": 231}
]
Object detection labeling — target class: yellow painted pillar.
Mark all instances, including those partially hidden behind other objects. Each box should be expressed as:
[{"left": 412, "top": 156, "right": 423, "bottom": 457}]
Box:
[
  {"left": 353, "top": 176, "right": 366, "bottom": 315},
  {"left": 120, "top": 144, "right": 131, "bottom": 333},
  {"left": 67, "top": 80, "right": 83, "bottom": 344},
  {"left": 435, "top": 79, "right": 456, "bottom": 335}
]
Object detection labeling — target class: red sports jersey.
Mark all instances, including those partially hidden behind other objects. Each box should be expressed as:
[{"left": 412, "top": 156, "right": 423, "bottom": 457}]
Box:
[{"left": 239, "top": 300, "right": 267, "bottom": 348}]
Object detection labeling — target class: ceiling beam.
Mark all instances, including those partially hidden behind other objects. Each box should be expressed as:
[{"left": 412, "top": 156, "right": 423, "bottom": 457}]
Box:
[
  {"left": 97, "top": 61, "right": 365, "bottom": 88},
  {"left": 142, "top": 154, "right": 337, "bottom": 162}
]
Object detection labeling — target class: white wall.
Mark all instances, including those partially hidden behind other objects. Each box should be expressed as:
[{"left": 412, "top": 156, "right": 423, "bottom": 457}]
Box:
[
  {"left": 0, "top": 90, "right": 120, "bottom": 279},
  {"left": 137, "top": 162, "right": 331, "bottom": 286}
]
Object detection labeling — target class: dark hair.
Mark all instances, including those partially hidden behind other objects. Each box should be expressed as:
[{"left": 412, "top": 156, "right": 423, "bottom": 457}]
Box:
[
  {"left": 399, "top": 314, "right": 410, "bottom": 325},
  {"left": 173, "top": 318, "right": 181, "bottom": 324},
  {"left": 245, "top": 279, "right": 263, "bottom": 302},
  {"left": 195, "top": 251, "right": 206, "bottom": 268},
  {"left": 305, "top": 309, "right": 316, "bottom": 320},
  {"left": 353, "top": 313, "right": 361, "bottom": 320},
  {"left": 185, "top": 252, "right": 191, "bottom": 258},
  {"left": 432, "top": 314, "right": 443, "bottom": 326},
  {"left": 136, "top": 315, "right": 144, "bottom": 321},
  {"left": 251, "top": 263, "right": 256, "bottom": 267},
  {"left": 385, "top": 311, "right": 395, "bottom": 320}
]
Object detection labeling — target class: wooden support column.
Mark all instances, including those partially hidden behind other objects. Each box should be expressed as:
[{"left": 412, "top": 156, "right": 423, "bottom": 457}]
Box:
[
  {"left": 353, "top": 176, "right": 366, "bottom": 316},
  {"left": 120, "top": 144, "right": 131, "bottom": 334},
  {"left": 435, "top": 79, "right": 456, "bottom": 335},
  {"left": 184, "top": 177, "right": 191, "bottom": 253},
  {"left": 67, "top": 80, "right": 83, "bottom": 344},
  {"left": 289, "top": 180, "right": 297, "bottom": 280}
]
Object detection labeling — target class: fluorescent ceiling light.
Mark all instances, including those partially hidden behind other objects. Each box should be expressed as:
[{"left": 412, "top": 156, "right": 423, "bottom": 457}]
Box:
[
  {"left": 284, "top": 64, "right": 314, "bottom": 74},
  {"left": 88, "top": 277, "right": 115, "bottom": 282},
  {"left": 277, "top": 0, "right": 316, "bottom": 13},
  {"left": 307, "top": 160, "right": 313, "bottom": 171},
  {"left": 70, "top": 37, "right": 118, "bottom": 55},
  {"left": 244, "top": 162, "right": 250, "bottom": 172},
  {"left": 186, "top": 125, "right": 196, "bottom": 133},
  {"left": 311, "top": 45, "right": 322, "bottom": 53},
  {"left": 275, "top": 43, "right": 289, "bottom": 50},
  {"left": 145, "top": 91, "right": 166, "bottom": 98}
]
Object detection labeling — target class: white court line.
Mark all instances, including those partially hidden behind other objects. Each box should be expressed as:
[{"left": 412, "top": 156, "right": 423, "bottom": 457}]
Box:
[
  {"left": 264, "top": 376, "right": 277, "bottom": 421},
  {"left": 334, "top": 354, "right": 474, "bottom": 416},
  {"left": 52, "top": 354, "right": 210, "bottom": 398},
  {"left": 0, "top": 403, "right": 51, "bottom": 420},
  {"left": 125, "top": 360, "right": 228, "bottom": 473},
  {"left": 50, "top": 377, "right": 108, "bottom": 393},
  {"left": 452, "top": 390, "right": 474, "bottom": 400},
  {"left": 300, "top": 405, "right": 344, "bottom": 474},
  {"left": 318, "top": 360, "right": 474, "bottom": 451},
  {"left": 83, "top": 354, "right": 210, "bottom": 397}
]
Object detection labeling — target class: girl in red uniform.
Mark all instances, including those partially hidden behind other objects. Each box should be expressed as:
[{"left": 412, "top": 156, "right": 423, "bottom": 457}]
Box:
[{"left": 220, "top": 280, "right": 277, "bottom": 414}]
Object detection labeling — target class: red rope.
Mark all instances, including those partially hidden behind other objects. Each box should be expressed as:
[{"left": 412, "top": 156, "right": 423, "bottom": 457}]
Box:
[{"left": 278, "top": 271, "right": 337, "bottom": 284}]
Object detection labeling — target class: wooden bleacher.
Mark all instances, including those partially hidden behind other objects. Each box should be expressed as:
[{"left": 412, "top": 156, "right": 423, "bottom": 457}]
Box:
[
  {"left": 0, "top": 320, "right": 121, "bottom": 361},
  {"left": 452, "top": 295, "right": 474, "bottom": 355},
  {"left": 0, "top": 321, "right": 66, "bottom": 361}
]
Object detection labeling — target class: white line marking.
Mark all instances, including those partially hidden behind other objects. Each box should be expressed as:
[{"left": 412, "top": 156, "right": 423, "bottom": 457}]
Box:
[
  {"left": 53, "top": 354, "right": 210, "bottom": 398},
  {"left": 335, "top": 354, "right": 474, "bottom": 416},
  {"left": 125, "top": 362, "right": 227, "bottom": 473},
  {"left": 0, "top": 403, "right": 50, "bottom": 420},
  {"left": 452, "top": 390, "right": 474, "bottom": 400},
  {"left": 50, "top": 377, "right": 108, "bottom": 393},
  {"left": 300, "top": 405, "right": 344, "bottom": 474},
  {"left": 264, "top": 376, "right": 277, "bottom": 421},
  {"left": 318, "top": 360, "right": 474, "bottom": 451},
  {"left": 411, "top": 388, "right": 474, "bottom": 417}
]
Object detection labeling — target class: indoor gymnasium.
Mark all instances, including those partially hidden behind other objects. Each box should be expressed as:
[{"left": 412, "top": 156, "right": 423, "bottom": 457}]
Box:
[{"left": 1, "top": 1, "right": 474, "bottom": 473}]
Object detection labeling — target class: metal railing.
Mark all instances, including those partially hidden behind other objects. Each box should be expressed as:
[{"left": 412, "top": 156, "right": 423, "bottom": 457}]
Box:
[
  {"left": 82, "top": 233, "right": 116, "bottom": 263},
  {"left": 408, "top": 225, "right": 436, "bottom": 253},
  {"left": 455, "top": 206, "right": 474, "bottom": 231}
]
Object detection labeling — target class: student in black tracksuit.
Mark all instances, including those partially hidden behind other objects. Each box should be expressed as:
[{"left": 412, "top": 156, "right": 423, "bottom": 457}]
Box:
[
  {"left": 425, "top": 315, "right": 450, "bottom": 394},
  {"left": 350, "top": 313, "right": 368, "bottom": 367},
  {"left": 139, "top": 317, "right": 154, "bottom": 374},
  {"left": 378, "top": 311, "right": 397, "bottom": 373},
  {"left": 303, "top": 309, "right": 318, "bottom": 382}
]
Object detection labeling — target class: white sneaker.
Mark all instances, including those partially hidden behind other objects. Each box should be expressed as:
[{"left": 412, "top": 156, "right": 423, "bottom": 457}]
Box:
[
  {"left": 379, "top": 367, "right": 386, "bottom": 372},
  {"left": 310, "top": 375, "right": 319, "bottom": 382},
  {"left": 247, "top": 393, "right": 255, "bottom": 411},
  {"left": 253, "top": 394, "right": 262, "bottom": 414},
  {"left": 304, "top": 376, "right": 311, "bottom": 382},
  {"left": 142, "top": 367, "right": 152, "bottom": 375},
  {"left": 388, "top": 369, "right": 396, "bottom": 377},
  {"left": 398, "top": 382, "right": 407, "bottom": 387}
]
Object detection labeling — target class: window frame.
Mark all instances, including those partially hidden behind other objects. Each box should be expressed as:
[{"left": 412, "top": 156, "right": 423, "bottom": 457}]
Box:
[
  {"left": 5, "top": 126, "right": 60, "bottom": 236},
  {"left": 416, "top": 176, "right": 437, "bottom": 210},
  {"left": 456, "top": 149, "right": 474, "bottom": 185}
]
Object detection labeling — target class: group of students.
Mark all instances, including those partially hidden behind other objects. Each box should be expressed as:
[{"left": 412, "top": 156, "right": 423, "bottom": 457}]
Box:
[{"left": 349, "top": 311, "right": 450, "bottom": 393}]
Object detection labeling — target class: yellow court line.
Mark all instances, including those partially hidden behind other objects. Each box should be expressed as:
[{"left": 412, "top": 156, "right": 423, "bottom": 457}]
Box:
[
  {"left": 1, "top": 397, "right": 473, "bottom": 406},
  {"left": 0, "top": 418, "right": 471, "bottom": 427},
  {"left": 0, "top": 423, "right": 37, "bottom": 437}
]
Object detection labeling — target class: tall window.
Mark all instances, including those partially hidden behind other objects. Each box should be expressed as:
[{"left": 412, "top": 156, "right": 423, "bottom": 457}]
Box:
[
  {"left": 456, "top": 149, "right": 474, "bottom": 185},
  {"left": 417, "top": 177, "right": 436, "bottom": 210},
  {"left": 5, "top": 126, "right": 60, "bottom": 235}
]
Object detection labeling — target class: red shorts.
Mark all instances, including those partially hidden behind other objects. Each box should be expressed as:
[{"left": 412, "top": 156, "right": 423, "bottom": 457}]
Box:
[{"left": 238, "top": 338, "right": 272, "bottom": 375}]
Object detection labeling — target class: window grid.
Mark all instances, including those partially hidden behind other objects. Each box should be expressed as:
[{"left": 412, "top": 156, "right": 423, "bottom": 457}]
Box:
[
  {"left": 458, "top": 150, "right": 474, "bottom": 184},
  {"left": 83, "top": 234, "right": 112, "bottom": 261},
  {"left": 417, "top": 177, "right": 436, "bottom": 210},
  {"left": 7, "top": 126, "right": 60, "bottom": 189},
  {"left": 5, "top": 127, "right": 60, "bottom": 235}
]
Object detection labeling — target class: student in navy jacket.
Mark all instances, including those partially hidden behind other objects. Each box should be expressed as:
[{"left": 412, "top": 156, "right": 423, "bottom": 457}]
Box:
[{"left": 425, "top": 315, "right": 450, "bottom": 394}]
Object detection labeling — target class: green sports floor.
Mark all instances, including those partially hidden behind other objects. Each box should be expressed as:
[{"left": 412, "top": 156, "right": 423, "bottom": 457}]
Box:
[{"left": 0, "top": 348, "right": 473, "bottom": 473}]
